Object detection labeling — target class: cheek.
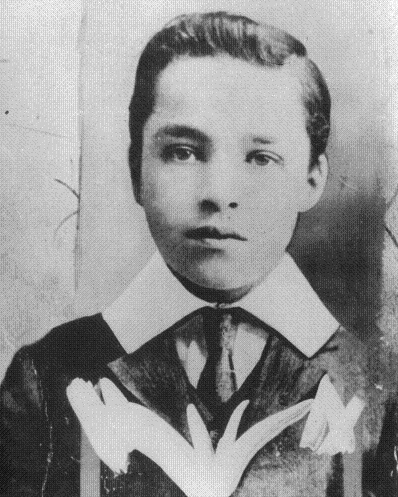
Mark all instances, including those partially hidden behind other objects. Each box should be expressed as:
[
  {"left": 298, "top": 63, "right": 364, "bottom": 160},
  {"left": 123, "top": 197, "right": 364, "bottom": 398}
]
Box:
[
  {"left": 141, "top": 168, "right": 171, "bottom": 212},
  {"left": 247, "top": 175, "right": 298, "bottom": 212},
  {"left": 273, "top": 168, "right": 310, "bottom": 206},
  {"left": 141, "top": 175, "right": 190, "bottom": 233},
  {"left": 242, "top": 177, "right": 303, "bottom": 237},
  {"left": 142, "top": 166, "right": 198, "bottom": 211}
]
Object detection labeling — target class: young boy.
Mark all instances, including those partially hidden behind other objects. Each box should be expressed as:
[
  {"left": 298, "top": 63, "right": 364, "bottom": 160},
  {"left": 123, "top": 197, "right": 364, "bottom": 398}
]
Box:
[{"left": 1, "top": 12, "right": 396, "bottom": 497}]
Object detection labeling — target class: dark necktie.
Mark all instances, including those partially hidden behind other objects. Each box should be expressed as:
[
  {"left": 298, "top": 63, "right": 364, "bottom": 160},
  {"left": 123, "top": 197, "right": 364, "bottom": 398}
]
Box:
[{"left": 196, "top": 307, "right": 239, "bottom": 411}]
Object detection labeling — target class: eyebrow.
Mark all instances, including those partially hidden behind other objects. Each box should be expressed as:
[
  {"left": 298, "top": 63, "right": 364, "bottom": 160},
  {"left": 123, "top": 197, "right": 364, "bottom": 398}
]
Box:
[
  {"left": 155, "top": 125, "right": 209, "bottom": 143},
  {"left": 154, "top": 125, "right": 277, "bottom": 146},
  {"left": 252, "top": 136, "right": 275, "bottom": 145}
]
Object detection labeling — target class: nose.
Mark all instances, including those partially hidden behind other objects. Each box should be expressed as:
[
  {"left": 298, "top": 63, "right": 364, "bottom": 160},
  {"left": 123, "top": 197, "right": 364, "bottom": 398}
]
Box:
[
  {"left": 198, "top": 157, "right": 240, "bottom": 214},
  {"left": 199, "top": 199, "right": 238, "bottom": 213}
]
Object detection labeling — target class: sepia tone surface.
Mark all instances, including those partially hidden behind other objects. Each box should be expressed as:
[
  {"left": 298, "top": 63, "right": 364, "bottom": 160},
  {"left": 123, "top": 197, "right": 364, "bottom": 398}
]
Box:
[{"left": 0, "top": 0, "right": 81, "bottom": 378}]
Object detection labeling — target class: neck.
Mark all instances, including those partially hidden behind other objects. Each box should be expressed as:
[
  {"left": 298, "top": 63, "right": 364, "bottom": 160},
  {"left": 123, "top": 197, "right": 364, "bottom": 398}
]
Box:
[{"left": 168, "top": 266, "right": 253, "bottom": 304}]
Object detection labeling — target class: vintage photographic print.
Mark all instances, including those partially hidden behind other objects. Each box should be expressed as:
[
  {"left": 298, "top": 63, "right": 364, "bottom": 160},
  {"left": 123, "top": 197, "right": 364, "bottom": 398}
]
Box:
[{"left": 1, "top": 1, "right": 397, "bottom": 496}]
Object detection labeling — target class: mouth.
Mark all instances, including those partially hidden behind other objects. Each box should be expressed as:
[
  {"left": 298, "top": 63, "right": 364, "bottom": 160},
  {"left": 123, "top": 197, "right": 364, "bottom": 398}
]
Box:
[{"left": 185, "top": 226, "right": 247, "bottom": 241}]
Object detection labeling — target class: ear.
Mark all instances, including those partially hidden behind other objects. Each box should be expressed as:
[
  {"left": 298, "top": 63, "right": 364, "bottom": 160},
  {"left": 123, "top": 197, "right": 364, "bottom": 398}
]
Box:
[
  {"left": 130, "top": 163, "right": 143, "bottom": 206},
  {"left": 132, "top": 179, "right": 143, "bottom": 206},
  {"left": 299, "top": 154, "right": 328, "bottom": 212},
  {"left": 129, "top": 143, "right": 143, "bottom": 206}
]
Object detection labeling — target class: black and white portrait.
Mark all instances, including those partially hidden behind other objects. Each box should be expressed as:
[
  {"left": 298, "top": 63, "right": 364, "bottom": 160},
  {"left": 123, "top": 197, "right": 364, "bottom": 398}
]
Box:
[{"left": 1, "top": 1, "right": 397, "bottom": 496}]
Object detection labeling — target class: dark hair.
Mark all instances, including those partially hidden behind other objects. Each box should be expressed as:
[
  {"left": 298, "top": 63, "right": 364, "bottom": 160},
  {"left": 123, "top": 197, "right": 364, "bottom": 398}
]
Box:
[{"left": 129, "top": 11, "right": 331, "bottom": 193}]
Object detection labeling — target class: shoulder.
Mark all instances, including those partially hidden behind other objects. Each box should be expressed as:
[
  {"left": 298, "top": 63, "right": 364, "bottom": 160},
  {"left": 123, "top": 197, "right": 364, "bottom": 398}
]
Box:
[
  {"left": 5, "top": 314, "right": 125, "bottom": 382},
  {"left": 37, "top": 313, "right": 121, "bottom": 355},
  {"left": 316, "top": 324, "right": 398, "bottom": 445},
  {"left": 311, "top": 325, "right": 392, "bottom": 413},
  {"left": 0, "top": 317, "right": 117, "bottom": 496},
  {"left": 325, "top": 324, "right": 398, "bottom": 392}
]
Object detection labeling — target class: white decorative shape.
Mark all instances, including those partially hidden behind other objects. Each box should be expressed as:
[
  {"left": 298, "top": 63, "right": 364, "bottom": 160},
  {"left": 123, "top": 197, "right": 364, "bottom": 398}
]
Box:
[
  {"left": 300, "top": 375, "right": 365, "bottom": 456},
  {"left": 67, "top": 378, "right": 313, "bottom": 497},
  {"left": 186, "top": 339, "right": 207, "bottom": 388},
  {"left": 66, "top": 378, "right": 131, "bottom": 474}
]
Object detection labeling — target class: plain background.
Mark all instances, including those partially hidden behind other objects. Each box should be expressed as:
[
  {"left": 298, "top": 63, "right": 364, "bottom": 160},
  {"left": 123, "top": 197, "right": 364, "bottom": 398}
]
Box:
[{"left": 1, "top": 0, "right": 398, "bottom": 379}]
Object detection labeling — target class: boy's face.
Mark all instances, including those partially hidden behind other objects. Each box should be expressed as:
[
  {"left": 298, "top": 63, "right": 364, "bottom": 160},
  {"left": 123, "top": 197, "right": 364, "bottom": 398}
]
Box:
[{"left": 139, "top": 56, "right": 327, "bottom": 297}]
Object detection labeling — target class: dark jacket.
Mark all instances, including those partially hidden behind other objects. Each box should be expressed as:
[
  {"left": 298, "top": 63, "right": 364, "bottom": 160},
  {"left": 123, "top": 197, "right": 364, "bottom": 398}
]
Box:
[{"left": 1, "top": 313, "right": 397, "bottom": 496}]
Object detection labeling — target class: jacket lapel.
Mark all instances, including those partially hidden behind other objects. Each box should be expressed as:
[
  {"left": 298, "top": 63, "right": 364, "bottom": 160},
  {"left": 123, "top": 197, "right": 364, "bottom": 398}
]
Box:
[
  {"left": 237, "top": 329, "right": 324, "bottom": 437},
  {"left": 106, "top": 320, "right": 328, "bottom": 447},
  {"left": 107, "top": 326, "right": 195, "bottom": 443},
  {"left": 92, "top": 318, "right": 387, "bottom": 497},
  {"left": 106, "top": 316, "right": 376, "bottom": 455}
]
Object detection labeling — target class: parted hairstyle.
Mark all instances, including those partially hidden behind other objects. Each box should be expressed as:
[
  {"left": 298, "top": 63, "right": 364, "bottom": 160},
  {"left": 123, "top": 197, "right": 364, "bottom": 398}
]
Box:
[{"left": 128, "top": 11, "right": 331, "bottom": 194}]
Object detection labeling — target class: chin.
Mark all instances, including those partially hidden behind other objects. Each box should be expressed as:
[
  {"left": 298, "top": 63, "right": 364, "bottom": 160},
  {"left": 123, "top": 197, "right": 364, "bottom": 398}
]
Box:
[{"left": 184, "top": 260, "right": 254, "bottom": 292}]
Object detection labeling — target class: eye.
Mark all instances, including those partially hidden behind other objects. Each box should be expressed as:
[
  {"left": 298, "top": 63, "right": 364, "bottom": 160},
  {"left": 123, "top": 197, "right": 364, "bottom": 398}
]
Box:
[
  {"left": 161, "top": 145, "right": 202, "bottom": 163},
  {"left": 246, "top": 150, "right": 280, "bottom": 167}
]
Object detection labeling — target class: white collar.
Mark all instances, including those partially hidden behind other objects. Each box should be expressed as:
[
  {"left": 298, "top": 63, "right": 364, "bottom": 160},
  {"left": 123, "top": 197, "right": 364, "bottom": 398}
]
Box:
[{"left": 103, "top": 251, "right": 339, "bottom": 358}]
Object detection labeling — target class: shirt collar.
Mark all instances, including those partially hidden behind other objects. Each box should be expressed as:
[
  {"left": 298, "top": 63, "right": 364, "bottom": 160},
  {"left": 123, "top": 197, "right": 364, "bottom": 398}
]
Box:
[{"left": 102, "top": 251, "right": 339, "bottom": 358}]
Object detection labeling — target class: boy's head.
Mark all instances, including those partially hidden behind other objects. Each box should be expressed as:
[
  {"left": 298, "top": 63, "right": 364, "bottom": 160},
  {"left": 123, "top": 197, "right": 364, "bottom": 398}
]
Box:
[{"left": 128, "top": 12, "right": 331, "bottom": 301}]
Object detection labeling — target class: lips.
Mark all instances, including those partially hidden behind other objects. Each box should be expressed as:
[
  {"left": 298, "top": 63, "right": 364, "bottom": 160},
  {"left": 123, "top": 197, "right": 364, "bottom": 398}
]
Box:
[{"left": 185, "top": 226, "right": 247, "bottom": 241}]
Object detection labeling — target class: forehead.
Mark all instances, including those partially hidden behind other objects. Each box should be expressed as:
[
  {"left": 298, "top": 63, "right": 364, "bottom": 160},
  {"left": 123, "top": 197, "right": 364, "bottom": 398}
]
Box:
[{"left": 149, "top": 56, "right": 306, "bottom": 137}]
